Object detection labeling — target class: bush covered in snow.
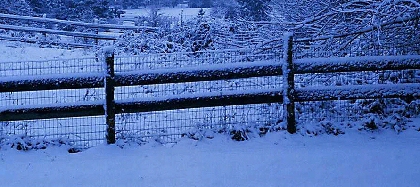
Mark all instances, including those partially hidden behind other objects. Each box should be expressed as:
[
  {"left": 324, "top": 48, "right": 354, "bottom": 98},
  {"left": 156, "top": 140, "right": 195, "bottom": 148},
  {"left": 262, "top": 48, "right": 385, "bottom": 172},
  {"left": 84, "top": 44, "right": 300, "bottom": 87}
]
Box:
[
  {"left": 0, "top": 135, "right": 79, "bottom": 152},
  {"left": 114, "top": 15, "right": 217, "bottom": 55}
]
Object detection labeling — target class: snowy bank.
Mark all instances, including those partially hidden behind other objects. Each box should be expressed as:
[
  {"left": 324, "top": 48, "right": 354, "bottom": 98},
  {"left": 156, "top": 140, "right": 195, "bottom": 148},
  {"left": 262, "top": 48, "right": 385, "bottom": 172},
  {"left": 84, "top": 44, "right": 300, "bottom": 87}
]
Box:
[
  {"left": 1, "top": 129, "right": 419, "bottom": 187},
  {"left": 0, "top": 41, "right": 94, "bottom": 62}
]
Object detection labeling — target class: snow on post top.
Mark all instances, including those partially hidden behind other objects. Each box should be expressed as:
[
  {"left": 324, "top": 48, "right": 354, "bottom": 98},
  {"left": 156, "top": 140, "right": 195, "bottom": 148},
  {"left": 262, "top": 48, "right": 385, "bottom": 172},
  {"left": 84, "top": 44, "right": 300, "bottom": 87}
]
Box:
[
  {"left": 283, "top": 32, "right": 294, "bottom": 39},
  {"left": 102, "top": 46, "right": 115, "bottom": 57},
  {"left": 283, "top": 32, "right": 293, "bottom": 54},
  {"left": 283, "top": 32, "right": 294, "bottom": 62}
]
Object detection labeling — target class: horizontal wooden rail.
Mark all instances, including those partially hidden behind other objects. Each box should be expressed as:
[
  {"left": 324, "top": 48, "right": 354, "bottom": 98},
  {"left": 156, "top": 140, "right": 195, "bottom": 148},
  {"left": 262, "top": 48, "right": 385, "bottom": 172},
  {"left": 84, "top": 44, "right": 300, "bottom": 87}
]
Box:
[
  {"left": 0, "top": 102, "right": 104, "bottom": 121},
  {"left": 294, "top": 55, "right": 420, "bottom": 74},
  {"left": 2, "top": 82, "right": 419, "bottom": 122},
  {"left": 0, "top": 13, "right": 156, "bottom": 31},
  {"left": 295, "top": 83, "right": 420, "bottom": 102},
  {"left": 115, "top": 61, "right": 282, "bottom": 86},
  {"left": 0, "top": 24, "right": 117, "bottom": 40},
  {"left": 2, "top": 33, "right": 419, "bottom": 143},
  {"left": 2, "top": 56, "right": 419, "bottom": 93},
  {"left": 0, "top": 90, "right": 283, "bottom": 121},
  {"left": 116, "top": 89, "right": 283, "bottom": 113},
  {"left": 0, "top": 61, "right": 281, "bottom": 92},
  {"left": 0, "top": 74, "right": 104, "bottom": 92},
  {"left": 0, "top": 35, "right": 96, "bottom": 48}
]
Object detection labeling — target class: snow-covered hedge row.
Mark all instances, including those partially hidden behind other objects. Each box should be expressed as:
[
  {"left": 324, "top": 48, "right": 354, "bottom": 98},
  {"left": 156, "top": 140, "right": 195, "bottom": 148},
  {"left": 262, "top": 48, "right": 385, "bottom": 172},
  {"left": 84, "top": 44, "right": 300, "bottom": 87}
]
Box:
[{"left": 0, "top": 135, "right": 80, "bottom": 153}]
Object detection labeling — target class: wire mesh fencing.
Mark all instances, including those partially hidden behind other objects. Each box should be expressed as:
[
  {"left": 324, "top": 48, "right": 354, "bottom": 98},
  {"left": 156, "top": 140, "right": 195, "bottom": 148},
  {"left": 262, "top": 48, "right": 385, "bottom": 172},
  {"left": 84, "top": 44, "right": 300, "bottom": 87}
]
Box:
[
  {"left": 0, "top": 48, "right": 284, "bottom": 149},
  {"left": 116, "top": 103, "right": 283, "bottom": 144},
  {"left": 0, "top": 57, "right": 107, "bottom": 148},
  {"left": 1, "top": 40, "right": 419, "bottom": 149},
  {"left": 0, "top": 57, "right": 103, "bottom": 78},
  {"left": 1, "top": 116, "right": 106, "bottom": 149},
  {"left": 114, "top": 49, "right": 283, "bottom": 144},
  {"left": 293, "top": 34, "right": 420, "bottom": 134},
  {"left": 115, "top": 49, "right": 279, "bottom": 72}
]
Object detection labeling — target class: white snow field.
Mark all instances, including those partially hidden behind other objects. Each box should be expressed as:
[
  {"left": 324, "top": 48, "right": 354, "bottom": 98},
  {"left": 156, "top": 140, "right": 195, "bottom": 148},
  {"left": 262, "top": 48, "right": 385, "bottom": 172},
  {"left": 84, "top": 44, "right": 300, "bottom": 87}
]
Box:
[
  {"left": 1, "top": 128, "right": 419, "bottom": 187},
  {"left": 0, "top": 41, "right": 94, "bottom": 62}
]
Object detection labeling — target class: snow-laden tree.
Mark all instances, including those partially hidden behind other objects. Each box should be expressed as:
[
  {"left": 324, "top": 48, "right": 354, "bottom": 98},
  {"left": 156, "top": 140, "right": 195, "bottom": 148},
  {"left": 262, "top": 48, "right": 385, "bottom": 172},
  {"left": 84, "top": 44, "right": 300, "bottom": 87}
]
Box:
[
  {"left": 237, "top": 0, "right": 272, "bottom": 21},
  {"left": 115, "top": 13, "right": 217, "bottom": 55},
  {"left": 266, "top": 0, "right": 420, "bottom": 129},
  {"left": 27, "top": 0, "right": 114, "bottom": 22},
  {"left": 211, "top": 0, "right": 241, "bottom": 20},
  {"left": 0, "top": 0, "right": 33, "bottom": 15},
  {"left": 211, "top": 0, "right": 271, "bottom": 21},
  {"left": 268, "top": 0, "right": 420, "bottom": 56},
  {"left": 280, "top": 0, "right": 419, "bottom": 37}
]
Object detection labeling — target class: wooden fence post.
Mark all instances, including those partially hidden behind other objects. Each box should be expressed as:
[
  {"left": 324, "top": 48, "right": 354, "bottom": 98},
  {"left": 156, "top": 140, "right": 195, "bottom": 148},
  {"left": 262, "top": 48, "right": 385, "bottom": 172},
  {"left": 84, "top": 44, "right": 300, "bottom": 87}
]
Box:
[
  {"left": 42, "top": 32, "right": 47, "bottom": 40},
  {"left": 94, "top": 18, "right": 99, "bottom": 45},
  {"left": 104, "top": 49, "right": 116, "bottom": 144},
  {"left": 283, "top": 33, "right": 297, "bottom": 134},
  {"left": 95, "top": 30, "right": 99, "bottom": 45}
]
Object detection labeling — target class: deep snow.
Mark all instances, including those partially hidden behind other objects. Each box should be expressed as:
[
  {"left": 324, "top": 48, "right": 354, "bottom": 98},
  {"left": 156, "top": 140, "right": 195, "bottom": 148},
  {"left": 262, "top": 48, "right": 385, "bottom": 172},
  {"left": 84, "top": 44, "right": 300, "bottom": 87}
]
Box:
[
  {"left": 1, "top": 128, "right": 419, "bottom": 187},
  {"left": 1, "top": 32, "right": 419, "bottom": 187},
  {"left": 0, "top": 41, "right": 94, "bottom": 62}
]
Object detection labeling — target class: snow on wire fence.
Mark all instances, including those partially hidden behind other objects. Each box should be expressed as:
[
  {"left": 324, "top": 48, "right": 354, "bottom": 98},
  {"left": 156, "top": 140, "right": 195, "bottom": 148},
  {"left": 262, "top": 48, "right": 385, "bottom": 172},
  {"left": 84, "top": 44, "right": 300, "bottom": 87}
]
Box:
[
  {"left": 0, "top": 48, "right": 282, "bottom": 149},
  {"left": 1, "top": 35, "right": 420, "bottom": 149}
]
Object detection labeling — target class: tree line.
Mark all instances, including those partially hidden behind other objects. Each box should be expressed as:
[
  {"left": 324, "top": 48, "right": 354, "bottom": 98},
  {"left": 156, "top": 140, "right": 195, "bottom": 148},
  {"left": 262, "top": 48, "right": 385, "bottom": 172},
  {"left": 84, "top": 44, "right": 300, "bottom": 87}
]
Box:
[
  {"left": 0, "top": 0, "right": 270, "bottom": 21},
  {"left": 1, "top": 0, "right": 114, "bottom": 21},
  {"left": 1, "top": 0, "right": 419, "bottom": 54}
]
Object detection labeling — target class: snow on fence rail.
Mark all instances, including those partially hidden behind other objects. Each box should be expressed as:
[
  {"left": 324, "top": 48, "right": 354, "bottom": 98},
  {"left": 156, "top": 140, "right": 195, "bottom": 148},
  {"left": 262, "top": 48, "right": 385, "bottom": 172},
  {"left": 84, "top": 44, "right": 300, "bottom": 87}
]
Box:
[
  {"left": 0, "top": 35, "right": 97, "bottom": 48},
  {"left": 0, "top": 36, "right": 420, "bottom": 148},
  {"left": 0, "top": 13, "right": 156, "bottom": 31},
  {"left": 0, "top": 13, "right": 157, "bottom": 48},
  {"left": 0, "top": 24, "right": 117, "bottom": 40}
]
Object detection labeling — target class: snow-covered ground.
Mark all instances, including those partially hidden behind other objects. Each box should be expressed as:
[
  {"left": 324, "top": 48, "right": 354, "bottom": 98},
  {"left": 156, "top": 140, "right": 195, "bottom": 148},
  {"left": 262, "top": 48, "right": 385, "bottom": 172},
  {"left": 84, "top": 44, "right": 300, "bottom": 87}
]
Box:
[
  {"left": 1, "top": 128, "right": 419, "bottom": 187},
  {"left": 0, "top": 41, "right": 94, "bottom": 62}
]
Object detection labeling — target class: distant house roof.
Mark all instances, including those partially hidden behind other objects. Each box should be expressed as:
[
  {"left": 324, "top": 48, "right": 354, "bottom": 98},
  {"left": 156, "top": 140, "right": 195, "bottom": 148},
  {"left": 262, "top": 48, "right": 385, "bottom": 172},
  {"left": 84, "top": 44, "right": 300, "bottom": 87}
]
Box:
[{"left": 177, "top": 3, "right": 189, "bottom": 8}]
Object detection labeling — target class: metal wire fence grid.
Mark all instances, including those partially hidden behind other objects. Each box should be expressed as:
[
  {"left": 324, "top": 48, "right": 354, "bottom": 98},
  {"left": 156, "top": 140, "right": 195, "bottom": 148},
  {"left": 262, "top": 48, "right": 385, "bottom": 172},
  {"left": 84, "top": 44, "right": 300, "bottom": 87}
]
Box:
[
  {"left": 115, "top": 49, "right": 279, "bottom": 72},
  {"left": 295, "top": 97, "right": 420, "bottom": 133},
  {"left": 0, "top": 57, "right": 106, "bottom": 102},
  {"left": 115, "top": 76, "right": 282, "bottom": 100},
  {"left": 0, "top": 49, "right": 284, "bottom": 148},
  {"left": 116, "top": 103, "right": 283, "bottom": 144},
  {"left": 0, "top": 88, "right": 104, "bottom": 106},
  {"left": 0, "top": 116, "right": 106, "bottom": 148},
  {"left": 114, "top": 50, "right": 283, "bottom": 143},
  {"left": 1, "top": 42, "right": 419, "bottom": 148},
  {"left": 0, "top": 57, "right": 106, "bottom": 147},
  {"left": 293, "top": 30, "right": 420, "bottom": 130},
  {"left": 0, "top": 57, "right": 103, "bottom": 77}
]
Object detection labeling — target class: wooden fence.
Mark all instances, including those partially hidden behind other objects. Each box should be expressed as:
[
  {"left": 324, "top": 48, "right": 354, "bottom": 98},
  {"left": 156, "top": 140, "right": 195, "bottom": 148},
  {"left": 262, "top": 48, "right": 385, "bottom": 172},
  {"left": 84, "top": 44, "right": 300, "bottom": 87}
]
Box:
[
  {"left": 0, "top": 13, "right": 156, "bottom": 31},
  {"left": 1, "top": 35, "right": 420, "bottom": 144},
  {"left": 0, "top": 13, "right": 157, "bottom": 47}
]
